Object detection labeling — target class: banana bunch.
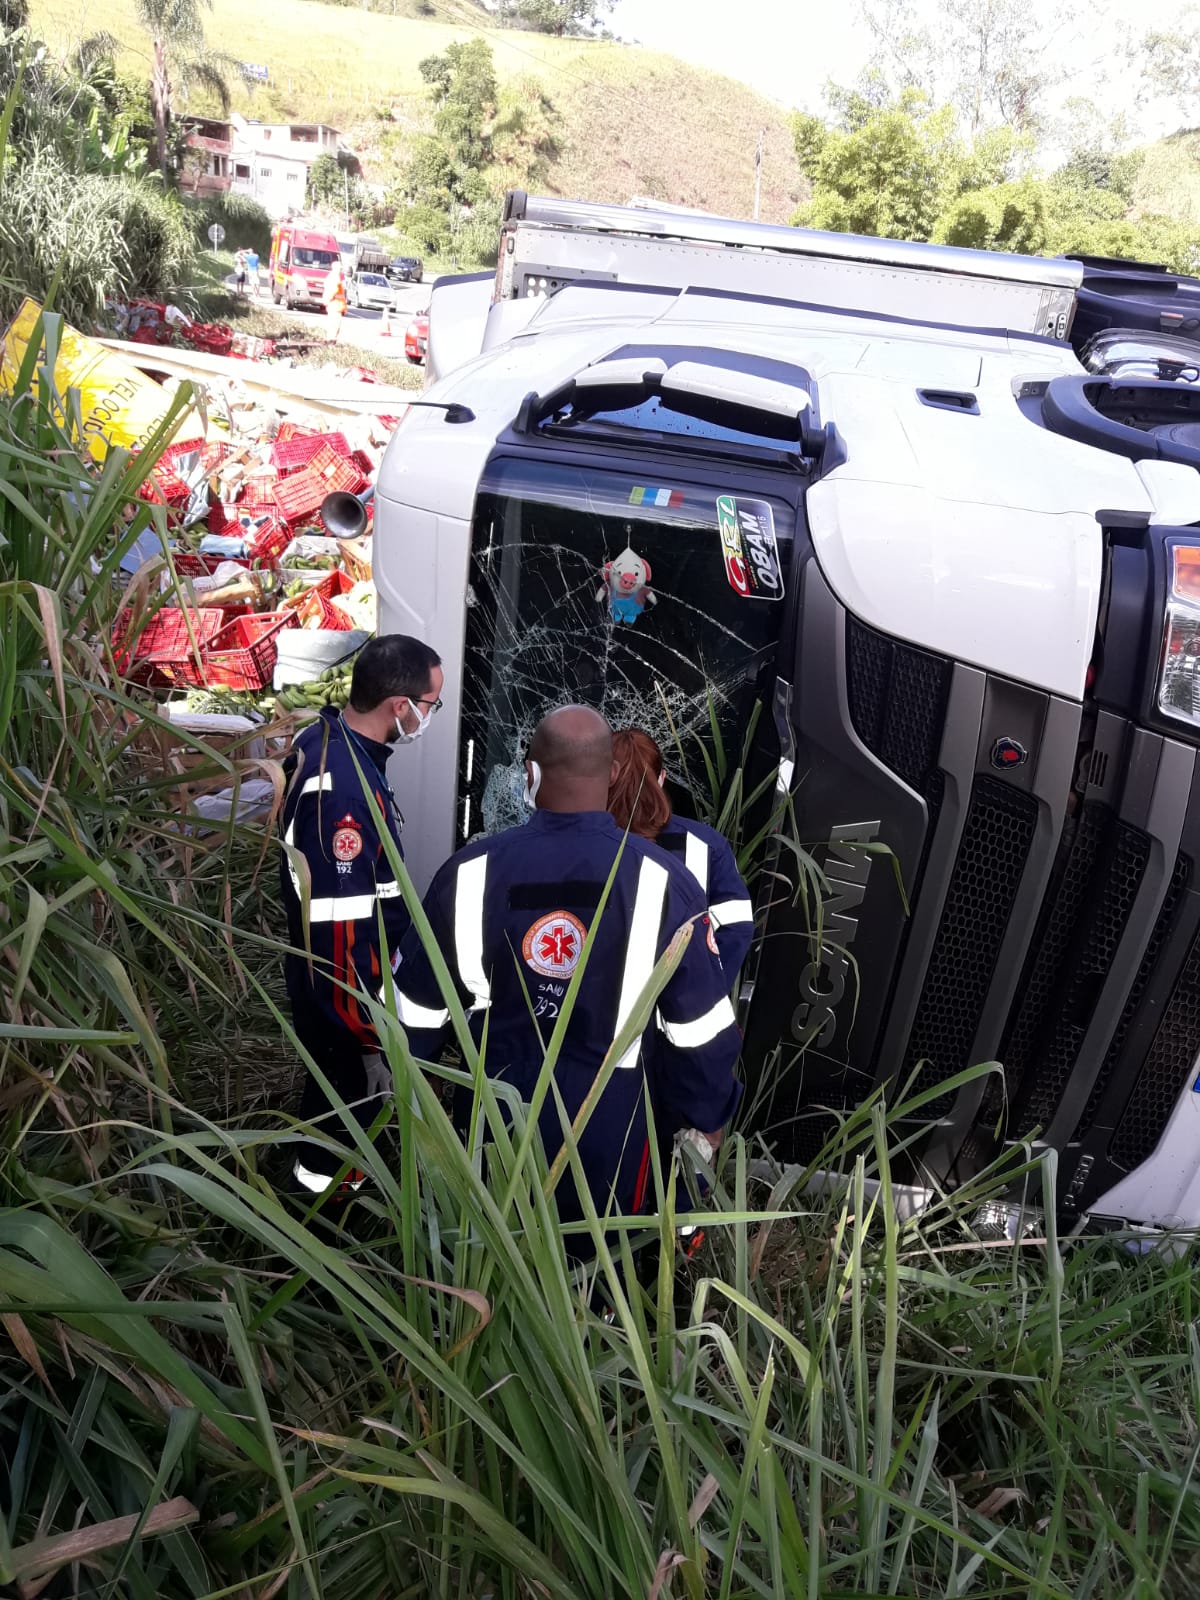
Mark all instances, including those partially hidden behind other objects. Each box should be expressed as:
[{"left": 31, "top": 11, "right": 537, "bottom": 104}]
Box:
[
  {"left": 287, "top": 554, "right": 339, "bottom": 572},
  {"left": 282, "top": 576, "right": 317, "bottom": 600},
  {"left": 185, "top": 684, "right": 279, "bottom": 717},
  {"left": 275, "top": 660, "right": 355, "bottom": 712}
]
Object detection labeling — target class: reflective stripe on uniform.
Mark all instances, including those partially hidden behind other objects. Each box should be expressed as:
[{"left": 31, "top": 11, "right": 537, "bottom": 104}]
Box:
[
  {"left": 683, "top": 830, "right": 709, "bottom": 893},
  {"left": 283, "top": 772, "right": 334, "bottom": 895},
  {"left": 306, "top": 878, "right": 404, "bottom": 925},
  {"left": 396, "top": 990, "right": 450, "bottom": 1029},
  {"left": 455, "top": 854, "right": 491, "bottom": 1013},
  {"left": 658, "top": 995, "right": 737, "bottom": 1049},
  {"left": 309, "top": 893, "right": 376, "bottom": 923},
  {"left": 292, "top": 1159, "right": 364, "bottom": 1194},
  {"left": 612, "top": 854, "right": 668, "bottom": 1070},
  {"left": 709, "top": 897, "right": 753, "bottom": 928}
]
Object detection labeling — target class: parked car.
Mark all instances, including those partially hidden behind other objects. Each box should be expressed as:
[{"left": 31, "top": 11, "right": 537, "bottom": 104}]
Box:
[
  {"left": 405, "top": 309, "right": 429, "bottom": 364},
  {"left": 348, "top": 272, "right": 395, "bottom": 312},
  {"left": 388, "top": 256, "right": 424, "bottom": 284}
]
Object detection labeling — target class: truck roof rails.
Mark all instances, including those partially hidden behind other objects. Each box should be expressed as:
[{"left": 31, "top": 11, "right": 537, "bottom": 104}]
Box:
[{"left": 499, "top": 191, "right": 1082, "bottom": 342}]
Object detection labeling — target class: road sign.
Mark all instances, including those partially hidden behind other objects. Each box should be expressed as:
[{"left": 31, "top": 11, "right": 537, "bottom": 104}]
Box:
[
  {"left": 207, "top": 224, "right": 226, "bottom": 246},
  {"left": 240, "top": 63, "right": 269, "bottom": 83}
]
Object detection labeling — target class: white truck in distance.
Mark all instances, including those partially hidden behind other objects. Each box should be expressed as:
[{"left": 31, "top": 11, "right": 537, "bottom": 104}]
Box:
[{"left": 371, "top": 191, "right": 1200, "bottom": 1235}]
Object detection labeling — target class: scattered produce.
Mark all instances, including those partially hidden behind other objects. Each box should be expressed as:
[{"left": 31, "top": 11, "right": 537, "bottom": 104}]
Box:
[
  {"left": 275, "top": 660, "right": 355, "bottom": 711},
  {"left": 286, "top": 554, "right": 340, "bottom": 572}
]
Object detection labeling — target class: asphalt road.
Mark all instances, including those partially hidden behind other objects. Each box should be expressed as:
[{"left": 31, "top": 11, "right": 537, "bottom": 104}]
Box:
[{"left": 229, "top": 272, "right": 429, "bottom": 355}]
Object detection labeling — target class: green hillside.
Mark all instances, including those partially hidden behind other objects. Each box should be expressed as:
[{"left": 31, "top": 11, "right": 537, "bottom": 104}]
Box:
[
  {"left": 1134, "top": 128, "right": 1200, "bottom": 227},
  {"left": 33, "top": 0, "right": 806, "bottom": 223}
]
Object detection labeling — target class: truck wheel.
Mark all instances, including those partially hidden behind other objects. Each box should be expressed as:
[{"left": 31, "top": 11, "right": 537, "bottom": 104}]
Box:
[{"left": 272, "top": 283, "right": 281, "bottom": 305}]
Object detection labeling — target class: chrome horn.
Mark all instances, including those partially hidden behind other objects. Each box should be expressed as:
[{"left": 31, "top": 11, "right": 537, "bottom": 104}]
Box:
[{"left": 320, "top": 483, "right": 375, "bottom": 540}]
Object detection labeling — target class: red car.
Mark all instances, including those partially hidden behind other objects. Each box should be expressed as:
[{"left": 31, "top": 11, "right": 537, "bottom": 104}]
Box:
[{"left": 405, "top": 310, "right": 429, "bottom": 365}]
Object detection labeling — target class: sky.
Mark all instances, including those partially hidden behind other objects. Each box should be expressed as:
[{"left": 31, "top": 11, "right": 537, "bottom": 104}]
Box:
[{"left": 609, "top": 0, "right": 1199, "bottom": 148}]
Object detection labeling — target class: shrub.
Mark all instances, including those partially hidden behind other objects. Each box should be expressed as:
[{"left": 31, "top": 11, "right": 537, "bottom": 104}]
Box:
[
  {"left": 188, "top": 190, "right": 273, "bottom": 256},
  {"left": 0, "top": 142, "right": 125, "bottom": 323},
  {"left": 932, "top": 179, "right": 1050, "bottom": 255},
  {"left": 110, "top": 176, "right": 197, "bottom": 298}
]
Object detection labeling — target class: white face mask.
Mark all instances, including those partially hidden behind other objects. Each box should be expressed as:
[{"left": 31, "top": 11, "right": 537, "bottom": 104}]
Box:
[
  {"left": 392, "top": 700, "right": 431, "bottom": 745},
  {"left": 523, "top": 759, "right": 542, "bottom": 810}
]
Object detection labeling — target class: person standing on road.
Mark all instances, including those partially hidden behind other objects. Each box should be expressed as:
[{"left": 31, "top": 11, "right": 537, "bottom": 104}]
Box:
[
  {"left": 245, "top": 245, "right": 260, "bottom": 297},
  {"left": 233, "top": 249, "right": 247, "bottom": 296},
  {"left": 391, "top": 706, "right": 743, "bottom": 1239},
  {"left": 608, "top": 727, "right": 755, "bottom": 981},
  {"left": 323, "top": 264, "right": 348, "bottom": 343},
  {"left": 279, "top": 633, "right": 444, "bottom": 1197}
]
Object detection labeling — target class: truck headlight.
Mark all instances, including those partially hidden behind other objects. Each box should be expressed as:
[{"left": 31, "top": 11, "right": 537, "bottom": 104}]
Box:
[{"left": 1158, "top": 545, "right": 1200, "bottom": 728}]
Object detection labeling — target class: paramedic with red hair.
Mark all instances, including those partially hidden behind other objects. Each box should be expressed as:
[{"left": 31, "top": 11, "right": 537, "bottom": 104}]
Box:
[{"left": 608, "top": 727, "right": 755, "bottom": 980}]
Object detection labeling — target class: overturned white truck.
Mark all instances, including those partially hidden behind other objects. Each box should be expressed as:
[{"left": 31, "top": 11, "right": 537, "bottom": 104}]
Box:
[{"left": 371, "top": 192, "right": 1200, "bottom": 1232}]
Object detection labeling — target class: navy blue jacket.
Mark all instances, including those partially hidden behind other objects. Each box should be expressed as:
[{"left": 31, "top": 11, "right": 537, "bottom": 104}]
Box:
[
  {"left": 392, "top": 810, "right": 743, "bottom": 1225},
  {"left": 279, "top": 708, "right": 409, "bottom": 1052},
  {"left": 655, "top": 816, "right": 755, "bottom": 977}
]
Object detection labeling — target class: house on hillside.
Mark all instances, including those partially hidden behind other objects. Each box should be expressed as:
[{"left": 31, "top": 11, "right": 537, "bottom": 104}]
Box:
[
  {"left": 180, "top": 117, "right": 234, "bottom": 199},
  {"left": 226, "top": 116, "right": 359, "bottom": 219}
]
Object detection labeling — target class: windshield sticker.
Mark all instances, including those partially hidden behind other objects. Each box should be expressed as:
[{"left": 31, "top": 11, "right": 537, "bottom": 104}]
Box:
[
  {"left": 717, "top": 495, "right": 784, "bottom": 601},
  {"left": 597, "top": 545, "right": 658, "bottom": 626},
  {"left": 629, "top": 485, "right": 684, "bottom": 508}
]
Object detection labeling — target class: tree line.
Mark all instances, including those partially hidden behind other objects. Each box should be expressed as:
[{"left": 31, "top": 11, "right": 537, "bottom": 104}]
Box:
[
  {"left": 792, "top": 0, "right": 1200, "bottom": 271},
  {"left": 0, "top": 0, "right": 271, "bottom": 327}
]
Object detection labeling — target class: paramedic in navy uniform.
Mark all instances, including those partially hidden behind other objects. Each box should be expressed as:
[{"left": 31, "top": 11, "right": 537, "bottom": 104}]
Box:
[
  {"left": 279, "top": 633, "right": 444, "bottom": 1195},
  {"left": 391, "top": 705, "right": 743, "bottom": 1234},
  {"left": 608, "top": 727, "right": 755, "bottom": 980}
]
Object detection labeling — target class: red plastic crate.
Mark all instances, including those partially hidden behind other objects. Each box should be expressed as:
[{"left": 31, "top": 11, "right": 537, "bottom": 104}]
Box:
[
  {"left": 161, "top": 437, "right": 229, "bottom": 479},
  {"left": 272, "top": 450, "right": 367, "bottom": 525},
  {"left": 113, "top": 605, "right": 225, "bottom": 686},
  {"left": 274, "top": 421, "right": 316, "bottom": 446},
  {"left": 348, "top": 448, "right": 375, "bottom": 479},
  {"left": 283, "top": 568, "right": 355, "bottom": 630},
  {"left": 239, "top": 477, "right": 281, "bottom": 513},
  {"left": 271, "top": 431, "right": 351, "bottom": 474},
  {"left": 244, "top": 516, "right": 291, "bottom": 562},
  {"left": 206, "top": 501, "right": 236, "bottom": 536},
  {"left": 201, "top": 611, "right": 299, "bottom": 690},
  {"left": 171, "top": 550, "right": 248, "bottom": 578}
]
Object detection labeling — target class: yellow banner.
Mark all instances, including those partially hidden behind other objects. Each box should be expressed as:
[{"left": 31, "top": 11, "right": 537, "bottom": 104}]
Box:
[{"left": 0, "top": 298, "right": 188, "bottom": 462}]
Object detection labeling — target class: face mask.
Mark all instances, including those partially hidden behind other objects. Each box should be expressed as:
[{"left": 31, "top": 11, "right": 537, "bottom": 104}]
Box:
[
  {"left": 392, "top": 701, "right": 431, "bottom": 746},
  {"left": 523, "top": 759, "right": 542, "bottom": 810}
]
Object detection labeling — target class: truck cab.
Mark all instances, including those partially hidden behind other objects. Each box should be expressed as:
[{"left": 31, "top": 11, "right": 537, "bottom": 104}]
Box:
[
  {"left": 372, "top": 193, "right": 1200, "bottom": 1234},
  {"left": 269, "top": 222, "right": 341, "bottom": 310}
]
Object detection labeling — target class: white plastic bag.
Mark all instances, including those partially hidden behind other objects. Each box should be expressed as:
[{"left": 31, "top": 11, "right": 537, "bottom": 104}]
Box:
[{"left": 274, "top": 628, "right": 368, "bottom": 690}]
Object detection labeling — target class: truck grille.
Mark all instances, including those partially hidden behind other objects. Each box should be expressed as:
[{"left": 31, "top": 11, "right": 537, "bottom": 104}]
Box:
[
  {"left": 846, "top": 616, "right": 951, "bottom": 792},
  {"left": 1110, "top": 929, "right": 1200, "bottom": 1171},
  {"left": 1013, "top": 821, "right": 1150, "bottom": 1131},
  {"left": 992, "top": 803, "right": 1112, "bottom": 1120},
  {"left": 903, "top": 778, "right": 1038, "bottom": 1106},
  {"left": 1077, "top": 854, "right": 1190, "bottom": 1131}
]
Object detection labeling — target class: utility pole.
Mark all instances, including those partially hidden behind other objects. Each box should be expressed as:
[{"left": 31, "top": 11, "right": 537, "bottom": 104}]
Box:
[
  {"left": 344, "top": 166, "right": 349, "bottom": 231},
  {"left": 753, "top": 127, "right": 765, "bottom": 221}
]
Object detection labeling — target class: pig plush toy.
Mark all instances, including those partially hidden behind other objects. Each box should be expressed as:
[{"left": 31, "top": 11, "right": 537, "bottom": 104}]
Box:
[{"left": 597, "top": 545, "right": 657, "bottom": 626}]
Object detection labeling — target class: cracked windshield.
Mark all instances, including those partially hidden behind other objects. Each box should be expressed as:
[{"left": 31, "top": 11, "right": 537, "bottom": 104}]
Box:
[{"left": 8, "top": 0, "right": 1200, "bottom": 1592}]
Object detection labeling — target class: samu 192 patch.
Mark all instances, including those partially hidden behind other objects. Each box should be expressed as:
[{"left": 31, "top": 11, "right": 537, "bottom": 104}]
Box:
[
  {"left": 332, "top": 815, "right": 363, "bottom": 863},
  {"left": 522, "top": 910, "right": 587, "bottom": 978}
]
